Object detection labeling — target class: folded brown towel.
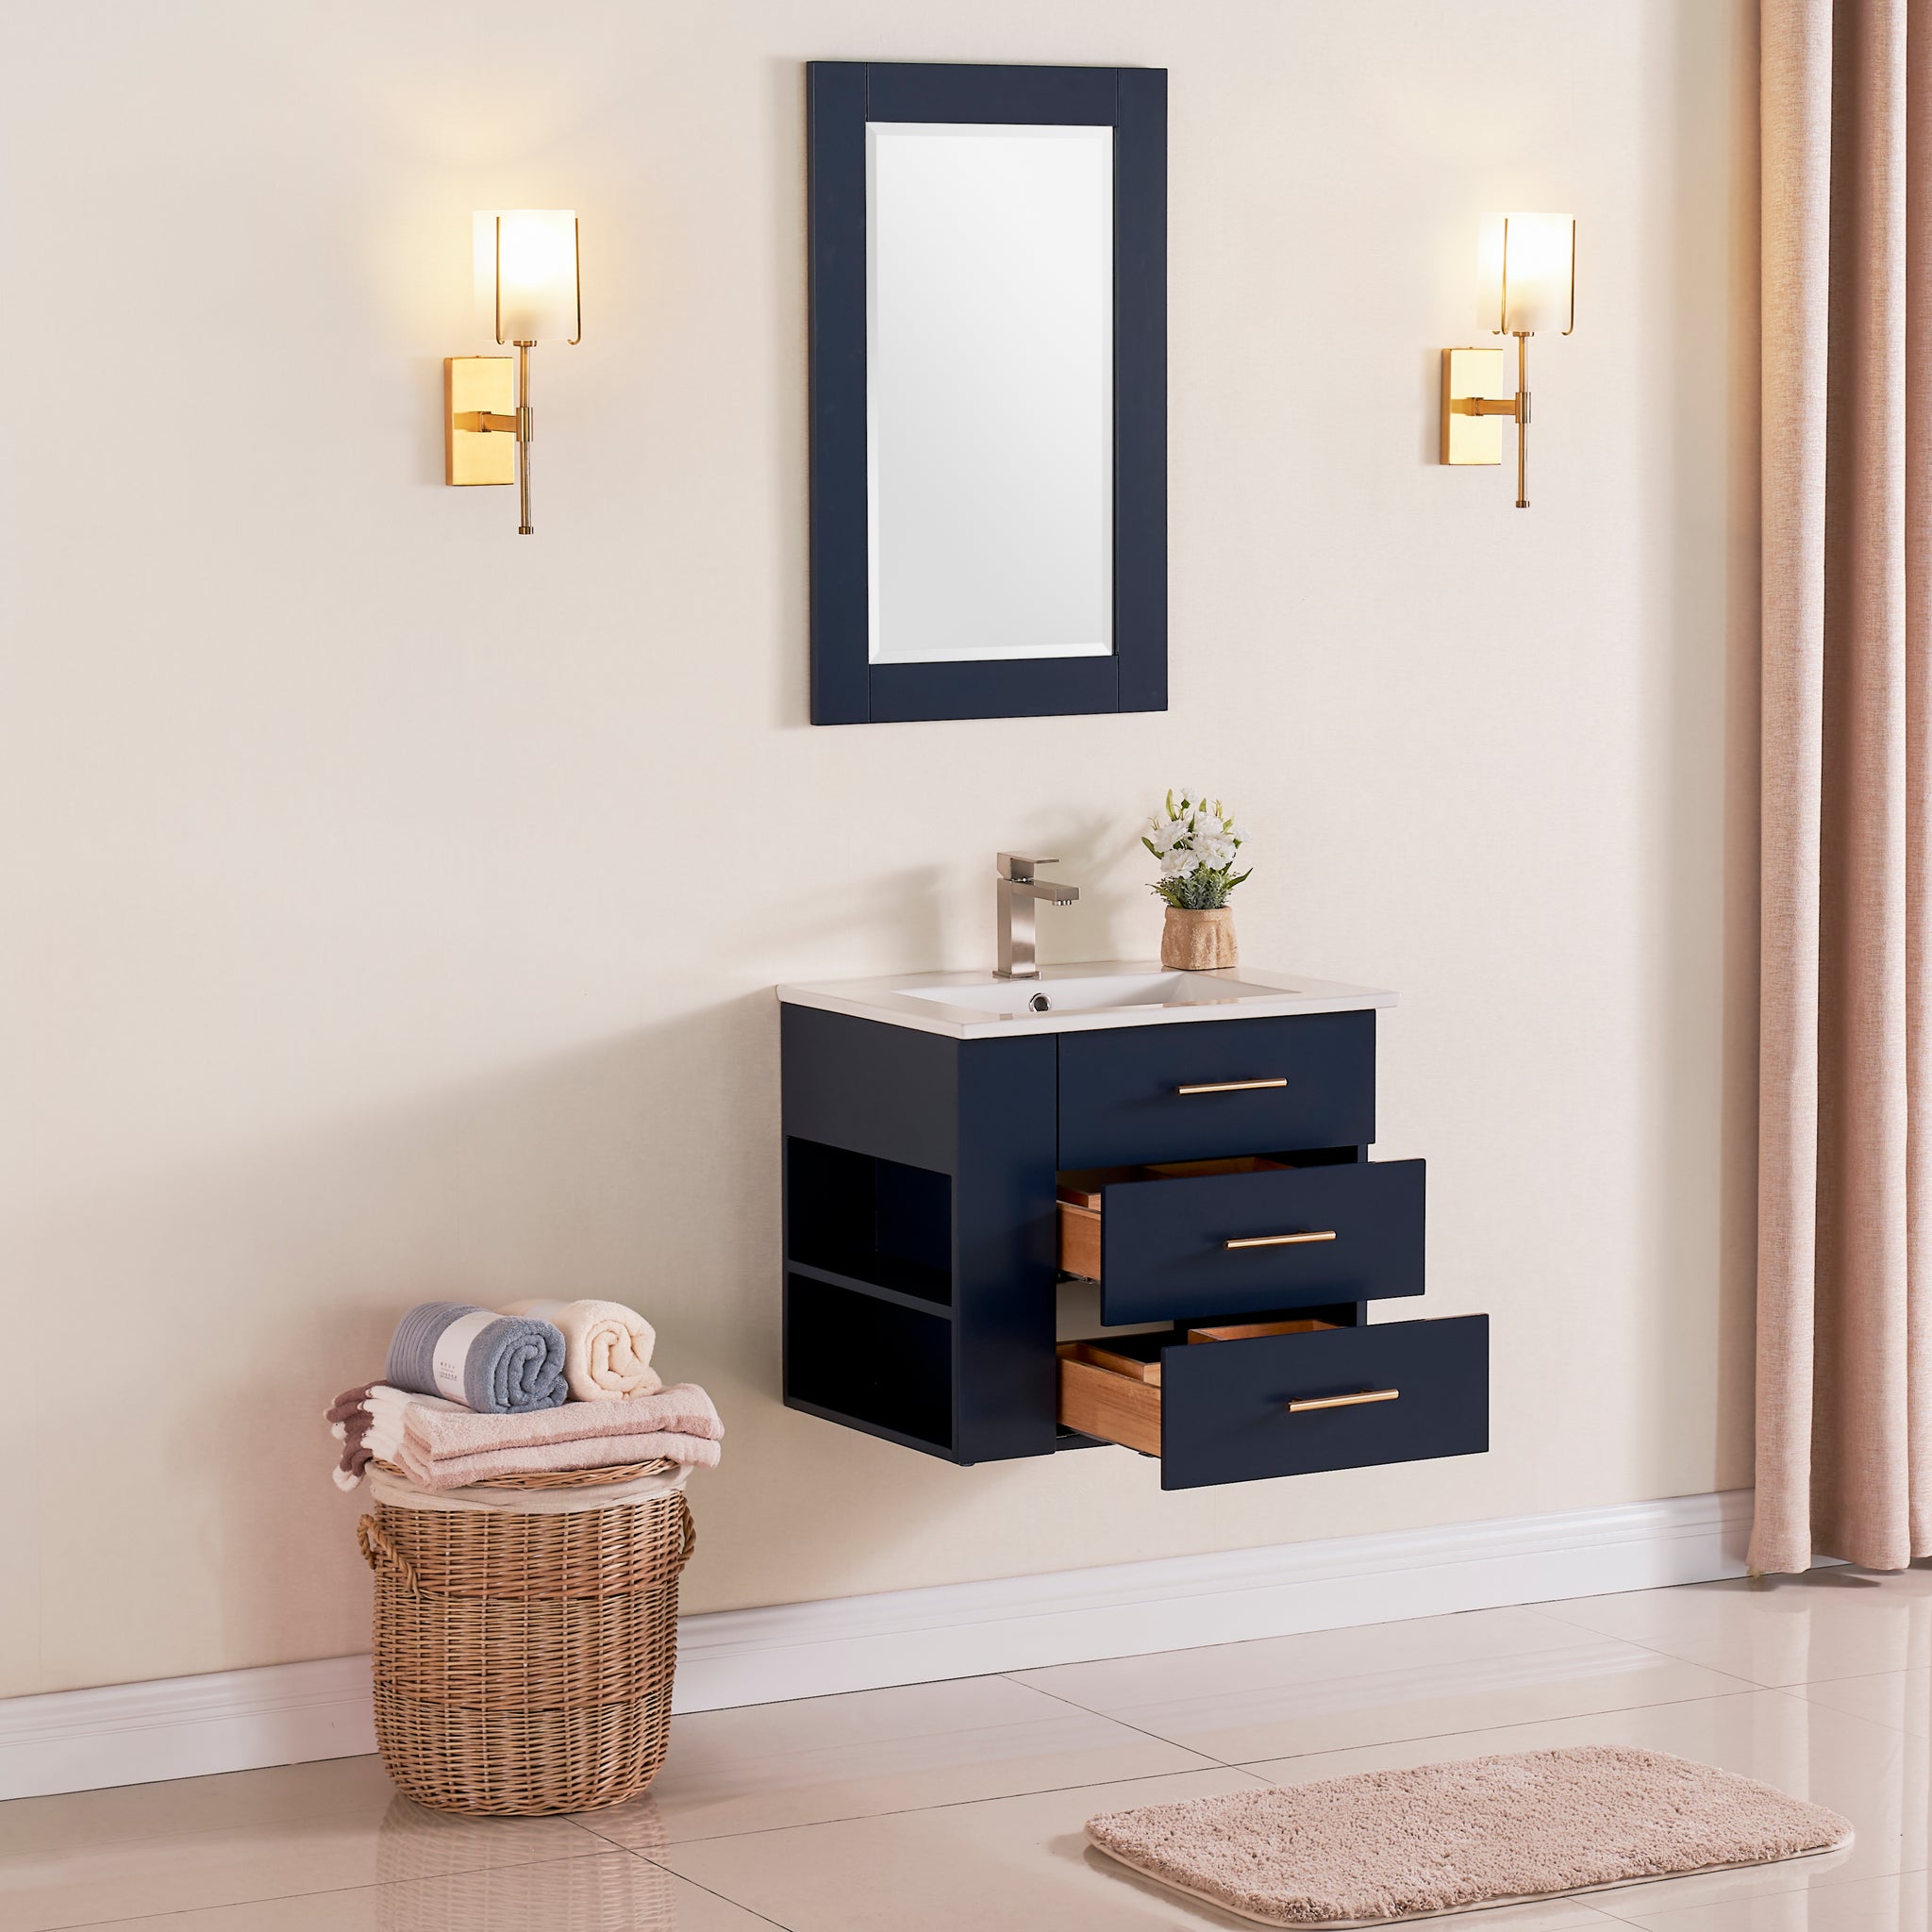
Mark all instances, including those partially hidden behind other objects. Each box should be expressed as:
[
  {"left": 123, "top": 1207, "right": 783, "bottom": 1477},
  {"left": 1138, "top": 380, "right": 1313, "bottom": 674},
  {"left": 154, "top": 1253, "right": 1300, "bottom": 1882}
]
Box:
[{"left": 325, "top": 1384, "right": 374, "bottom": 1425}]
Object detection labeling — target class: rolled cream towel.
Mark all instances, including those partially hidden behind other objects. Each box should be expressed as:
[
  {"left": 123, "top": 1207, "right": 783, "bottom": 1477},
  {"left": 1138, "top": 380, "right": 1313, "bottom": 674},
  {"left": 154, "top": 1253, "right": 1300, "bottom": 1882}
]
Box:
[
  {"left": 502, "top": 1298, "right": 660, "bottom": 1401},
  {"left": 384, "top": 1302, "right": 567, "bottom": 1413}
]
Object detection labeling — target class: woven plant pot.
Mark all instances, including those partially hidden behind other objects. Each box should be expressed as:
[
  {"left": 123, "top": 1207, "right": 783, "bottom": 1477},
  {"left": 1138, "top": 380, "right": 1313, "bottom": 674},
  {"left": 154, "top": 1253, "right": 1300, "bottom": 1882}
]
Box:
[
  {"left": 358, "top": 1472, "right": 694, "bottom": 1816},
  {"left": 1161, "top": 906, "right": 1237, "bottom": 970}
]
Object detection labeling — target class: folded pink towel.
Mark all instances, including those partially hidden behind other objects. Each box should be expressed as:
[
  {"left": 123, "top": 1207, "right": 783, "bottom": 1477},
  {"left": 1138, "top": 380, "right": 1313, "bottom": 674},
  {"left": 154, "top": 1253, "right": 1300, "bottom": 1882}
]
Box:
[
  {"left": 328, "top": 1379, "right": 723, "bottom": 1491},
  {"left": 394, "top": 1383, "right": 720, "bottom": 1490}
]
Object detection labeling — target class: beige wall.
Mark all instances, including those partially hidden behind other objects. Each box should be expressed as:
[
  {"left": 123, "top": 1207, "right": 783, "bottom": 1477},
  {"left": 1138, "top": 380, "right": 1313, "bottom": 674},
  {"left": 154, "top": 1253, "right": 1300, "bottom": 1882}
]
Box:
[{"left": 0, "top": 0, "right": 1759, "bottom": 1698}]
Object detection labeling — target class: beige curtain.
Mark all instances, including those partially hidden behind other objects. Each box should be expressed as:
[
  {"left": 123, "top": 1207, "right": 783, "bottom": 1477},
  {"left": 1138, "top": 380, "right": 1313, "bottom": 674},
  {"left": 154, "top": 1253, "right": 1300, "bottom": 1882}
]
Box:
[{"left": 1753, "top": 0, "right": 1932, "bottom": 1574}]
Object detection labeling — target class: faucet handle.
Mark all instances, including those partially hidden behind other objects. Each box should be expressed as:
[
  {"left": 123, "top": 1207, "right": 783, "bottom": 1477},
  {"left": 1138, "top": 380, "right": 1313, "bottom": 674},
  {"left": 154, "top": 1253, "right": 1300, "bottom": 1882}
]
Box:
[{"left": 996, "top": 852, "right": 1059, "bottom": 881}]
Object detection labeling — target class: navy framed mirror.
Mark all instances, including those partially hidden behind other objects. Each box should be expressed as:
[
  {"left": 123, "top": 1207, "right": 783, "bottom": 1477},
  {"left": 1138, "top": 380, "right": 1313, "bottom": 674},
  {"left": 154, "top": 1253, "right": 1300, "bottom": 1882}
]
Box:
[{"left": 807, "top": 61, "right": 1167, "bottom": 725}]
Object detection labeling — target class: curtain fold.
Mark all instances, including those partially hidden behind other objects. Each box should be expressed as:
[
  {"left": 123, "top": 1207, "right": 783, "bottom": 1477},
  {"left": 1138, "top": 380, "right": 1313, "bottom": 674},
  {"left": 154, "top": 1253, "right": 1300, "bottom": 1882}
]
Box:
[{"left": 1753, "top": 0, "right": 1931, "bottom": 1574}]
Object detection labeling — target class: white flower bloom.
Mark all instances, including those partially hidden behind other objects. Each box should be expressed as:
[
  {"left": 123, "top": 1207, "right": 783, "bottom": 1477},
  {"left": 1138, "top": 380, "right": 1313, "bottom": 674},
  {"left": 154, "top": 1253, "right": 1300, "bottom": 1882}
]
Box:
[{"left": 1143, "top": 789, "right": 1250, "bottom": 893}]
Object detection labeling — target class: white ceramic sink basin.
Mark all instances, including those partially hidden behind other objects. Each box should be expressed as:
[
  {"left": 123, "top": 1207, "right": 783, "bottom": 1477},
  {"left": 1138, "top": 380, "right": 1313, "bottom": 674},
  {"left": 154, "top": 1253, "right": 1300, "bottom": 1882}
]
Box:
[
  {"left": 776, "top": 961, "right": 1396, "bottom": 1039},
  {"left": 899, "top": 971, "right": 1285, "bottom": 1016}
]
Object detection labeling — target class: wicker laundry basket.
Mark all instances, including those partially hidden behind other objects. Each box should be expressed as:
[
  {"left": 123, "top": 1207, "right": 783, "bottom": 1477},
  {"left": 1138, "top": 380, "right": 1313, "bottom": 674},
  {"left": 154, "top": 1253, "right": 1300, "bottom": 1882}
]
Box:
[{"left": 357, "top": 1459, "right": 695, "bottom": 1816}]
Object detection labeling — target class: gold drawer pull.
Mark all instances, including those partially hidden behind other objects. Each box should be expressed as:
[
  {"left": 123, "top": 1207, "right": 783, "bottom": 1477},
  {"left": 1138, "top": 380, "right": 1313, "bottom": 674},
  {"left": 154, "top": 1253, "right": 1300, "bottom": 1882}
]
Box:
[
  {"left": 1289, "top": 1388, "right": 1400, "bottom": 1413},
  {"left": 1175, "top": 1076, "right": 1288, "bottom": 1095},
  {"left": 1224, "top": 1230, "right": 1337, "bottom": 1250}
]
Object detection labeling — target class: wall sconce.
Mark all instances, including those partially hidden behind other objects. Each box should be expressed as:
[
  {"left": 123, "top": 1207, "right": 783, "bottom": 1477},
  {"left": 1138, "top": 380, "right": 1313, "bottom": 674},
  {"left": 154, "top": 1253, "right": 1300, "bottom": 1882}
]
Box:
[
  {"left": 1440, "top": 212, "right": 1574, "bottom": 508},
  {"left": 444, "top": 210, "right": 580, "bottom": 535}
]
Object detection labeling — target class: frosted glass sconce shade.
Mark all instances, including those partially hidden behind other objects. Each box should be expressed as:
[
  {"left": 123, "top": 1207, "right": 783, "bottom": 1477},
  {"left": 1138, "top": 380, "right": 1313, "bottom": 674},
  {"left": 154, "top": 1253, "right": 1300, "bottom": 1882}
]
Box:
[
  {"left": 490, "top": 209, "right": 580, "bottom": 344},
  {"left": 1476, "top": 212, "right": 1574, "bottom": 336}
]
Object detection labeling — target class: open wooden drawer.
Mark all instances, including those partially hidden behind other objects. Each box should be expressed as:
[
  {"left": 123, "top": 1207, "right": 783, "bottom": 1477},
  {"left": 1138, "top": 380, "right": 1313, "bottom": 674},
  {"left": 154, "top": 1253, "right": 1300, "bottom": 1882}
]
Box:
[
  {"left": 1058, "top": 1155, "right": 1426, "bottom": 1324},
  {"left": 1058, "top": 1313, "right": 1488, "bottom": 1491}
]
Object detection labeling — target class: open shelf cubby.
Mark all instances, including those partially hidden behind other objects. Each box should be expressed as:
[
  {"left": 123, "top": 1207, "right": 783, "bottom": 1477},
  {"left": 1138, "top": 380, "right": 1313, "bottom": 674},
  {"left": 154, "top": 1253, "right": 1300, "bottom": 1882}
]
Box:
[
  {"left": 786, "top": 1274, "right": 954, "bottom": 1451},
  {"left": 786, "top": 1137, "right": 953, "bottom": 1308}
]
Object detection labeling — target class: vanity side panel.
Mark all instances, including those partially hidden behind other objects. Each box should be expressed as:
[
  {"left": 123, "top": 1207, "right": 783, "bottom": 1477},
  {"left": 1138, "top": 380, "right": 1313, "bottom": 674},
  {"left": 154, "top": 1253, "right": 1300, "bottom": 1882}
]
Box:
[
  {"left": 780, "top": 1004, "right": 958, "bottom": 1172},
  {"left": 954, "top": 1034, "right": 1060, "bottom": 1463}
]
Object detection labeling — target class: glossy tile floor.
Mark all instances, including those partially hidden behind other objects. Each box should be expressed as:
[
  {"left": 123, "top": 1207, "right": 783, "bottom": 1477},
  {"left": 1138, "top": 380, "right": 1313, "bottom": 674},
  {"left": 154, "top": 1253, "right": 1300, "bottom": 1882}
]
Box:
[{"left": 6, "top": 1567, "right": 1931, "bottom": 1930}]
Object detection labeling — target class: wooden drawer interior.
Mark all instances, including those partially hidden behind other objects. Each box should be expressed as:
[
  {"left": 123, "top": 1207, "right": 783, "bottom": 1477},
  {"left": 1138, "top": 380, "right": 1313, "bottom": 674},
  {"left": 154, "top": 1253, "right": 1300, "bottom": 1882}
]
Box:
[
  {"left": 1058, "top": 1156, "right": 1291, "bottom": 1282},
  {"left": 1057, "top": 1316, "right": 1342, "bottom": 1449}
]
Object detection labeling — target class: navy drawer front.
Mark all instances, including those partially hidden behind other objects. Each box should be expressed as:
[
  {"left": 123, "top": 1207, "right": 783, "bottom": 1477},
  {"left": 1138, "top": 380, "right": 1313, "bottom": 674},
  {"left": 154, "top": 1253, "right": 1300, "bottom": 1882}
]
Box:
[
  {"left": 1057, "top": 1012, "right": 1375, "bottom": 1169},
  {"left": 1158, "top": 1314, "right": 1489, "bottom": 1491},
  {"left": 1097, "top": 1158, "right": 1424, "bottom": 1324}
]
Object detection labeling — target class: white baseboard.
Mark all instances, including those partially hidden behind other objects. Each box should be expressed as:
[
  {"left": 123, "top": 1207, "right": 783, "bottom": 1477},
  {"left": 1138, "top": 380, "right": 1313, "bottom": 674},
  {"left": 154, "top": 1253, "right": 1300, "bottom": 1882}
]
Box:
[{"left": 0, "top": 1488, "right": 1754, "bottom": 1802}]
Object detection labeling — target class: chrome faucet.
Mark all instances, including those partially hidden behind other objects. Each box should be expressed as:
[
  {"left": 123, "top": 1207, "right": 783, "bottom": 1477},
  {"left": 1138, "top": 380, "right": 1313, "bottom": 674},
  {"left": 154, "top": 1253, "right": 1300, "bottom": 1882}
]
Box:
[{"left": 994, "top": 853, "right": 1079, "bottom": 979}]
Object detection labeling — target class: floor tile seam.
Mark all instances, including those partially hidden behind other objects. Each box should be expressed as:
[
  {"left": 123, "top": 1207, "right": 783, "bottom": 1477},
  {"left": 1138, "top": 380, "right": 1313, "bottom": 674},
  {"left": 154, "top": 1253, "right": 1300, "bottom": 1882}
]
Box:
[
  {"left": 1762, "top": 1679, "right": 1918, "bottom": 1735},
  {"left": 1513, "top": 1613, "right": 1867, "bottom": 1690},
  {"left": 0, "top": 1807, "right": 613, "bottom": 1878},
  {"left": 631, "top": 1759, "right": 1273, "bottom": 1854},
  {"left": 1585, "top": 1850, "right": 1926, "bottom": 1925},
  {"left": 0, "top": 1793, "right": 414, "bottom": 1868},
  {"left": 1514, "top": 1606, "right": 1766, "bottom": 1669},
  {"left": 1002, "top": 1626, "right": 1737, "bottom": 1717},
  {"left": 625, "top": 1846, "right": 798, "bottom": 1929},
  {"left": 992, "top": 1670, "right": 1243, "bottom": 1759},
  {"left": 1781, "top": 1658, "right": 1932, "bottom": 1688},
  {"left": 1750, "top": 1685, "right": 1928, "bottom": 1749},
  {"left": 1003, "top": 1663, "right": 1780, "bottom": 1749},
  {"left": 0, "top": 1835, "right": 637, "bottom": 1930},
  {"left": 1001, "top": 1614, "right": 1673, "bottom": 1690},
  {"left": 1218, "top": 1682, "right": 1815, "bottom": 1773},
  {"left": 1782, "top": 1661, "right": 1931, "bottom": 1690},
  {"left": 656, "top": 1696, "right": 1165, "bottom": 1764}
]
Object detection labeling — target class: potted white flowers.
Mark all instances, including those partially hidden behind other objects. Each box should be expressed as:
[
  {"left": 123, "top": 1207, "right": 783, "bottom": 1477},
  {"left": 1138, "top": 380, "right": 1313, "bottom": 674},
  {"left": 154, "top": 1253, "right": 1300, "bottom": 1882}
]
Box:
[{"left": 1142, "top": 789, "right": 1251, "bottom": 970}]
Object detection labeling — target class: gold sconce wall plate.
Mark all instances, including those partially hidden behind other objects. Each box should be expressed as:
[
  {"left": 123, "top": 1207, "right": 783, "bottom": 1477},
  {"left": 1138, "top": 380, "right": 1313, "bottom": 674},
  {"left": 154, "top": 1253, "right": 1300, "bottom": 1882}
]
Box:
[
  {"left": 444, "top": 356, "right": 515, "bottom": 486},
  {"left": 1441, "top": 347, "right": 1508, "bottom": 466}
]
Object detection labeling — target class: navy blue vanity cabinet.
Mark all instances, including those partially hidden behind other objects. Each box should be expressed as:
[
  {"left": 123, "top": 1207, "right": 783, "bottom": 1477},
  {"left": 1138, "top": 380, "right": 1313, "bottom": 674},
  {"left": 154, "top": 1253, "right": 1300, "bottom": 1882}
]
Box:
[
  {"left": 782, "top": 1006, "right": 1062, "bottom": 1464},
  {"left": 780, "top": 1001, "right": 1489, "bottom": 1490}
]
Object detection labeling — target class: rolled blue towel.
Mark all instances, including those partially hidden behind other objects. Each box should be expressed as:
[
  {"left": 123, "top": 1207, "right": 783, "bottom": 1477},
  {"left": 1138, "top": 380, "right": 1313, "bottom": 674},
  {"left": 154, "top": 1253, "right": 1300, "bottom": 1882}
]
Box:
[{"left": 384, "top": 1301, "right": 568, "bottom": 1413}]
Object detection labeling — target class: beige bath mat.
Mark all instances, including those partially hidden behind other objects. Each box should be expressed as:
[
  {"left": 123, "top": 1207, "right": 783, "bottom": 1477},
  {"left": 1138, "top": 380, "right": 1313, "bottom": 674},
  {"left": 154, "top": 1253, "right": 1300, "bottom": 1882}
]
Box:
[{"left": 1086, "top": 1746, "right": 1852, "bottom": 1927}]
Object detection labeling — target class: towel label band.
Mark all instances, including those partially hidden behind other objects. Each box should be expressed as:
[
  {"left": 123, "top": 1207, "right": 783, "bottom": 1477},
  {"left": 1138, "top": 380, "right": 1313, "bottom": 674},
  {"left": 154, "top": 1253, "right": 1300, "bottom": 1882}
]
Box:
[{"left": 431, "top": 1309, "right": 497, "bottom": 1403}]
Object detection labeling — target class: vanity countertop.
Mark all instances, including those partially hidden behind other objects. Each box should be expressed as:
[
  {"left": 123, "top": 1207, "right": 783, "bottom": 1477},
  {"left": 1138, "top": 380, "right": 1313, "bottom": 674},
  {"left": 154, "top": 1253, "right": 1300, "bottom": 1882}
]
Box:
[{"left": 774, "top": 961, "right": 1397, "bottom": 1041}]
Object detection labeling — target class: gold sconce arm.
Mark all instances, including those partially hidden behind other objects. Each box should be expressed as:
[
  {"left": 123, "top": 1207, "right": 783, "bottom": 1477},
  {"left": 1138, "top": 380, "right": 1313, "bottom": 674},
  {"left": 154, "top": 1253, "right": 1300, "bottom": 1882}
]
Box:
[
  {"left": 1440, "top": 333, "right": 1534, "bottom": 508},
  {"left": 443, "top": 345, "right": 536, "bottom": 533}
]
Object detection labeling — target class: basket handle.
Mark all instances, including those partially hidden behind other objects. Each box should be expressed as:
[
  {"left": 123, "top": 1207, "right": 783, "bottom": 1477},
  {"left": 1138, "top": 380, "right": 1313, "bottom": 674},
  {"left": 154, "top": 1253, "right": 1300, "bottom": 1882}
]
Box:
[
  {"left": 357, "top": 1514, "right": 421, "bottom": 1591},
  {"left": 673, "top": 1492, "right": 697, "bottom": 1575}
]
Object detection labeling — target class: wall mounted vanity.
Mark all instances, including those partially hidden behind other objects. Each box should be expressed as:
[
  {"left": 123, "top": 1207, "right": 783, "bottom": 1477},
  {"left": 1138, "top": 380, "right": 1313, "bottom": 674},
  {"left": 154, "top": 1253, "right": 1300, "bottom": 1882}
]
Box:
[{"left": 776, "top": 965, "right": 1489, "bottom": 1491}]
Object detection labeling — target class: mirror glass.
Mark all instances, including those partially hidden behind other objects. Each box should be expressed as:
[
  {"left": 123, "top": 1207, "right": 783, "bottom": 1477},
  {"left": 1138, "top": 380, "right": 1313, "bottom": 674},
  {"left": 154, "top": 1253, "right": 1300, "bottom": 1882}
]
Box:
[{"left": 865, "top": 123, "right": 1113, "bottom": 665}]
